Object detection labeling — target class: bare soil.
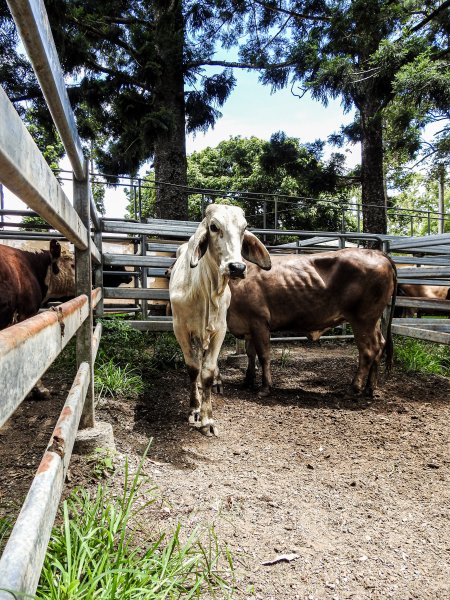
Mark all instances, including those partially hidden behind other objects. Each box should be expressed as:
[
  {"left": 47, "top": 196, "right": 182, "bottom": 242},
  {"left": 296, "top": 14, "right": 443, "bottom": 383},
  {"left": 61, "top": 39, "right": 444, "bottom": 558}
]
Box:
[{"left": 1, "top": 342, "right": 449, "bottom": 599}]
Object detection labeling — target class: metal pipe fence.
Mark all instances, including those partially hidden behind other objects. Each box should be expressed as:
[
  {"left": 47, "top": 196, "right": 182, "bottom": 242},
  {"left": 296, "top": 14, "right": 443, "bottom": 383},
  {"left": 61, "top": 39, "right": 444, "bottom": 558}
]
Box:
[
  {"left": 0, "top": 0, "right": 102, "bottom": 597},
  {"left": 47, "top": 169, "right": 450, "bottom": 237}
]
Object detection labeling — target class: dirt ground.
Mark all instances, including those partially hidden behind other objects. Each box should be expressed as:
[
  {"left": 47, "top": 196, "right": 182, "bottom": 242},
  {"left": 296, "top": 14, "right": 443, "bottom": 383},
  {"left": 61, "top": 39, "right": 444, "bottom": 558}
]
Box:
[{"left": 1, "top": 341, "right": 449, "bottom": 599}]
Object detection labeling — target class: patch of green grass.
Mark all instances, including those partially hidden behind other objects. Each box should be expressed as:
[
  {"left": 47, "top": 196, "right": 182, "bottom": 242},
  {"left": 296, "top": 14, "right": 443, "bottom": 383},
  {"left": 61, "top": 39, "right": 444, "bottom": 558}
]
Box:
[
  {"left": 98, "top": 317, "right": 151, "bottom": 369},
  {"left": 394, "top": 337, "right": 450, "bottom": 377},
  {"left": 86, "top": 447, "right": 117, "bottom": 480},
  {"left": 0, "top": 516, "right": 12, "bottom": 554},
  {"left": 147, "top": 332, "right": 184, "bottom": 371},
  {"left": 37, "top": 447, "right": 234, "bottom": 599},
  {"left": 95, "top": 359, "right": 144, "bottom": 398},
  {"left": 278, "top": 347, "right": 292, "bottom": 369}
]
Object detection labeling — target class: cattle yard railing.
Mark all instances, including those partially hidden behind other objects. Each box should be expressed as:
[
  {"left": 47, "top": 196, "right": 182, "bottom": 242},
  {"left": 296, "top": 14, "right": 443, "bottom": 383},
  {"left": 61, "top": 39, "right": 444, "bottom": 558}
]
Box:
[
  {"left": 51, "top": 170, "right": 450, "bottom": 237},
  {"left": 0, "top": 1, "right": 102, "bottom": 597},
  {"left": 95, "top": 218, "right": 450, "bottom": 345}
]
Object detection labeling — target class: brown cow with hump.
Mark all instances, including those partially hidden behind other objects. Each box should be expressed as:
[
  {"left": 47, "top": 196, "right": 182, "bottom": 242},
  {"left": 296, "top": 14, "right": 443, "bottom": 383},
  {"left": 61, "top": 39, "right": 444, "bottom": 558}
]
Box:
[{"left": 227, "top": 248, "right": 397, "bottom": 398}]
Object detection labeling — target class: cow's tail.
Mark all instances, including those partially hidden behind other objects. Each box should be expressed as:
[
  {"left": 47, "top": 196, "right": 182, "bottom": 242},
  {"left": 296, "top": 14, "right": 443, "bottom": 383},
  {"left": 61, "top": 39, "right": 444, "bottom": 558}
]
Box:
[{"left": 384, "top": 254, "right": 397, "bottom": 376}]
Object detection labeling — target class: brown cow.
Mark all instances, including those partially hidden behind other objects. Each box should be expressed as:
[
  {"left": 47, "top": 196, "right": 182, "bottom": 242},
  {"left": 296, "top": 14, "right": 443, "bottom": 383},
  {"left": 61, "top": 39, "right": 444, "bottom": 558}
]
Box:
[
  {"left": 227, "top": 248, "right": 397, "bottom": 398},
  {"left": 0, "top": 240, "right": 63, "bottom": 397},
  {"left": 396, "top": 284, "right": 450, "bottom": 318}
]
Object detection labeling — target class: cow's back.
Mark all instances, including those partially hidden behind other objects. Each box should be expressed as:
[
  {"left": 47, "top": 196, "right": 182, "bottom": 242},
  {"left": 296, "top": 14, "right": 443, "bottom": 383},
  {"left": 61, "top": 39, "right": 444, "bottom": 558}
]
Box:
[
  {"left": 0, "top": 245, "right": 49, "bottom": 328},
  {"left": 228, "top": 249, "right": 395, "bottom": 336}
]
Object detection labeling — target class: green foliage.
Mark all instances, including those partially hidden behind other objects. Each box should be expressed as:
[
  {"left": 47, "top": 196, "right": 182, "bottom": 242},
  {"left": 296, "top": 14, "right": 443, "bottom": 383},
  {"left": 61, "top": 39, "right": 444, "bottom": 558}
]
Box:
[
  {"left": 116, "top": 133, "right": 352, "bottom": 228},
  {"left": 387, "top": 172, "right": 450, "bottom": 236},
  {"left": 146, "top": 333, "right": 185, "bottom": 371},
  {"left": 97, "top": 318, "right": 151, "bottom": 370},
  {"left": 97, "top": 318, "right": 184, "bottom": 379},
  {"left": 395, "top": 338, "right": 450, "bottom": 377},
  {"left": 20, "top": 215, "right": 49, "bottom": 232},
  {"left": 86, "top": 447, "right": 117, "bottom": 480},
  {"left": 37, "top": 447, "right": 234, "bottom": 598},
  {"left": 95, "top": 360, "right": 144, "bottom": 399}
]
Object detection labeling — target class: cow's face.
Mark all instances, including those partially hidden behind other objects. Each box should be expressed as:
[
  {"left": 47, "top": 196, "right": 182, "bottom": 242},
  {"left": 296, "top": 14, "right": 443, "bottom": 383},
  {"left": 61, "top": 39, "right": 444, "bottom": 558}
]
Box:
[
  {"left": 190, "top": 204, "right": 271, "bottom": 278},
  {"left": 45, "top": 247, "right": 76, "bottom": 300}
]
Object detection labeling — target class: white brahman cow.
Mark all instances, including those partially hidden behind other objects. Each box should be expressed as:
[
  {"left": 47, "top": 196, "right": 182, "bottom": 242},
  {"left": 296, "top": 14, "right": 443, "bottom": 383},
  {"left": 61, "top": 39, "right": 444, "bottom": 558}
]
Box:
[{"left": 169, "top": 204, "right": 271, "bottom": 436}]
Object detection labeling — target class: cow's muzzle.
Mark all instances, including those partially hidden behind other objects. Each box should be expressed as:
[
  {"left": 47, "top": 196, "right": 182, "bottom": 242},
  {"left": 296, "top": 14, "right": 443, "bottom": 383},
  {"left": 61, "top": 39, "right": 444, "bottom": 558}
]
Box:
[{"left": 228, "top": 262, "right": 246, "bottom": 279}]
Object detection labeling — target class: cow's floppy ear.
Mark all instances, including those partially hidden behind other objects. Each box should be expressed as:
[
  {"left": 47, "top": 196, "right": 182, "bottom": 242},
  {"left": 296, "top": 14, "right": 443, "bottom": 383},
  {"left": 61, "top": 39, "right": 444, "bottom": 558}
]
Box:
[
  {"left": 50, "top": 240, "right": 61, "bottom": 274},
  {"left": 242, "top": 231, "right": 271, "bottom": 270},
  {"left": 190, "top": 219, "right": 209, "bottom": 268}
]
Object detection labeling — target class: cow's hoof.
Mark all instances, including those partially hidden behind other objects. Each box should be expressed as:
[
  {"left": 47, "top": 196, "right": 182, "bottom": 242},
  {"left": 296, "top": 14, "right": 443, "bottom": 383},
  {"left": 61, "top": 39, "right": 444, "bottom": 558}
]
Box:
[
  {"left": 257, "top": 387, "right": 271, "bottom": 398},
  {"left": 188, "top": 410, "right": 200, "bottom": 425},
  {"left": 343, "top": 386, "right": 363, "bottom": 401},
  {"left": 199, "top": 423, "right": 218, "bottom": 437}
]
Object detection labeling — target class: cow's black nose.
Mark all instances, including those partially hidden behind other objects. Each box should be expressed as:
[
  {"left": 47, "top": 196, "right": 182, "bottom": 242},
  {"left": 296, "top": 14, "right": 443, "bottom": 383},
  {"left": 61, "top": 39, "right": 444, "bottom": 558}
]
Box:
[{"left": 228, "top": 262, "right": 246, "bottom": 278}]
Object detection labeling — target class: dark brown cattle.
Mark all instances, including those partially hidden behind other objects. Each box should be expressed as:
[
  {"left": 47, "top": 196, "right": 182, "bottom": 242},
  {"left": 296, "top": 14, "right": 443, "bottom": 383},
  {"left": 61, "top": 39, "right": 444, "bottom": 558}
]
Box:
[
  {"left": 227, "top": 248, "right": 397, "bottom": 397},
  {"left": 0, "top": 240, "right": 63, "bottom": 398}
]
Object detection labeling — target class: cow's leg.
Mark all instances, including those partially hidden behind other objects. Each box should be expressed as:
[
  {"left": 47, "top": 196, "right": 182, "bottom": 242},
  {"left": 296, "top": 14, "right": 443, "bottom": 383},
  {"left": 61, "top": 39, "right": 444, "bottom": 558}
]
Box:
[
  {"left": 212, "top": 366, "right": 223, "bottom": 394},
  {"left": 174, "top": 326, "right": 203, "bottom": 424},
  {"left": 199, "top": 330, "right": 226, "bottom": 437},
  {"left": 365, "top": 327, "right": 385, "bottom": 397},
  {"left": 252, "top": 327, "right": 272, "bottom": 397},
  {"left": 242, "top": 337, "right": 257, "bottom": 389},
  {"left": 351, "top": 322, "right": 384, "bottom": 397}
]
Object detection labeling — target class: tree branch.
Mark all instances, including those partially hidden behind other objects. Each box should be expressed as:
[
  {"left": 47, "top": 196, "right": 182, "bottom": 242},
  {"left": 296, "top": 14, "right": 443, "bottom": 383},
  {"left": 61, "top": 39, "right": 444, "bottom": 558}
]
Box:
[
  {"left": 84, "top": 59, "right": 149, "bottom": 91},
  {"left": 186, "top": 59, "right": 296, "bottom": 70},
  {"left": 252, "top": 0, "right": 331, "bottom": 23},
  {"left": 409, "top": 0, "right": 450, "bottom": 33}
]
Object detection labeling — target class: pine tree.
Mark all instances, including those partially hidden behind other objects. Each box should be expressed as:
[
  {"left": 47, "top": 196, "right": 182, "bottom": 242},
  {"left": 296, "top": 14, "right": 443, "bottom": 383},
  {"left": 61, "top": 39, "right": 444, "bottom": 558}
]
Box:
[{"left": 214, "top": 0, "right": 449, "bottom": 233}]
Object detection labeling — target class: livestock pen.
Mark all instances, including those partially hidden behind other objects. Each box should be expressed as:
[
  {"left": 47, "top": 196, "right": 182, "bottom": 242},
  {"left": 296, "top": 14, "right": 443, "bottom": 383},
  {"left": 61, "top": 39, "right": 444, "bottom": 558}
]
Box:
[
  {"left": 0, "top": 2, "right": 449, "bottom": 598},
  {"left": 0, "top": 0, "right": 103, "bottom": 596}
]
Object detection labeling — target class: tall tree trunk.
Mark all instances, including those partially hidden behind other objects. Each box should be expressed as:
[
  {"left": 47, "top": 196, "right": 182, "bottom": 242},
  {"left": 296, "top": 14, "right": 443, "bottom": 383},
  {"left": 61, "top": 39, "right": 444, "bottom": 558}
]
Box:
[
  {"left": 360, "top": 101, "right": 387, "bottom": 235},
  {"left": 153, "top": 0, "right": 188, "bottom": 220}
]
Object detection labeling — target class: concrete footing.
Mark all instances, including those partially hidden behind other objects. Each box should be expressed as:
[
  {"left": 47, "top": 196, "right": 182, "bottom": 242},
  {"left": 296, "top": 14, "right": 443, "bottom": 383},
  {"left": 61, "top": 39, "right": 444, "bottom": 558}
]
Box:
[{"left": 74, "top": 420, "right": 115, "bottom": 454}]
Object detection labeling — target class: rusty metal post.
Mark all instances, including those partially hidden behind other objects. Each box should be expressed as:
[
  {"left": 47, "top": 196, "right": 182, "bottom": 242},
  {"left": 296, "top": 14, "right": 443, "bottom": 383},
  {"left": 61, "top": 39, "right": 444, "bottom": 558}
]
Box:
[{"left": 73, "top": 159, "right": 95, "bottom": 429}]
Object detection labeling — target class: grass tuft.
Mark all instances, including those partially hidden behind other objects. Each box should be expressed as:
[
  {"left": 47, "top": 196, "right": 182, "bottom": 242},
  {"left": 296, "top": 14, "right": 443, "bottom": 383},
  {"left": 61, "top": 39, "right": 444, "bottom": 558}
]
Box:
[
  {"left": 36, "top": 445, "right": 234, "bottom": 599},
  {"left": 95, "top": 359, "right": 144, "bottom": 398},
  {"left": 394, "top": 337, "right": 450, "bottom": 377}
]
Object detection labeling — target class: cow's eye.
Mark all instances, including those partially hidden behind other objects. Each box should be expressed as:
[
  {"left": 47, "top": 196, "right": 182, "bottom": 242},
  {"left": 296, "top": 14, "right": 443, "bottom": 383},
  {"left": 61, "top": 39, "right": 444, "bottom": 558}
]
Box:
[{"left": 210, "top": 223, "right": 219, "bottom": 233}]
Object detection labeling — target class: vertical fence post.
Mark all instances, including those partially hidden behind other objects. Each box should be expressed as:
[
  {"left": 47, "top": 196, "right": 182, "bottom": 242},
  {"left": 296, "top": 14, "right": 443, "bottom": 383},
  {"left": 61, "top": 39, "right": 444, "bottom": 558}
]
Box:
[
  {"left": 73, "top": 160, "right": 95, "bottom": 429},
  {"left": 201, "top": 193, "right": 205, "bottom": 218},
  {"left": 138, "top": 177, "right": 143, "bottom": 222},
  {"left": 94, "top": 228, "right": 104, "bottom": 317},
  {"left": 357, "top": 202, "right": 361, "bottom": 232},
  {"left": 263, "top": 199, "right": 267, "bottom": 243},
  {"left": 133, "top": 179, "right": 137, "bottom": 220},
  {"left": 141, "top": 233, "right": 148, "bottom": 319},
  {"left": 438, "top": 164, "right": 445, "bottom": 235}
]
